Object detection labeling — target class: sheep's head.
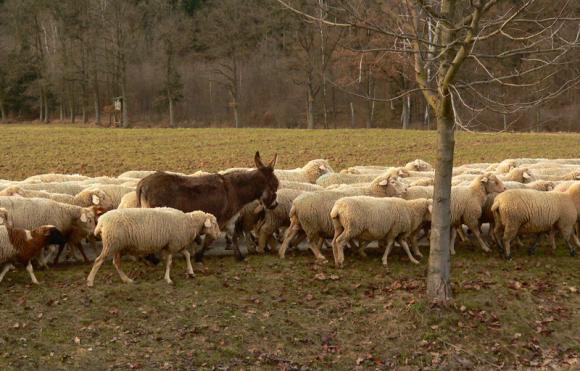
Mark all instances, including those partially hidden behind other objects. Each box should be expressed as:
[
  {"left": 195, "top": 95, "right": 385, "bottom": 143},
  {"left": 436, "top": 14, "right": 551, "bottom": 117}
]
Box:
[
  {"left": 340, "top": 167, "right": 359, "bottom": 174},
  {"left": 530, "top": 180, "right": 555, "bottom": 191},
  {"left": 507, "top": 167, "right": 535, "bottom": 183},
  {"left": 201, "top": 213, "right": 220, "bottom": 240},
  {"left": 78, "top": 207, "right": 99, "bottom": 235},
  {"left": 385, "top": 167, "right": 410, "bottom": 178},
  {"left": 1, "top": 186, "right": 25, "bottom": 197},
  {"left": 479, "top": 174, "right": 506, "bottom": 194},
  {"left": 566, "top": 171, "right": 580, "bottom": 181},
  {"left": 496, "top": 159, "right": 518, "bottom": 173},
  {"left": 405, "top": 159, "right": 433, "bottom": 172},
  {"left": 372, "top": 175, "right": 408, "bottom": 197},
  {"left": 303, "top": 159, "right": 334, "bottom": 183}
]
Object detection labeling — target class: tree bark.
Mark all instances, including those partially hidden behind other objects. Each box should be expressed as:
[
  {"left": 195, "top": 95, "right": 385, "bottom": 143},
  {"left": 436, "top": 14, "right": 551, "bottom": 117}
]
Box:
[
  {"left": 349, "top": 102, "right": 355, "bottom": 128},
  {"left": 43, "top": 93, "right": 49, "bottom": 123},
  {"left": 39, "top": 91, "right": 44, "bottom": 122},
  {"left": 426, "top": 96, "right": 454, "bottom": 304},
  {"left": 0, "top": 99, "right": 5, "bottom": 121},
  {"left": 94, "top": 93, "right": 100, "bottom": 124},
  {"left": 401, "top": 95, "right": 410, "bottom": 129},
  {"left": 169, "top": 98, "right": 175, "bottom": 128},
  {"left": 306, "top": 88, "right": 315, "bottom": 129}
]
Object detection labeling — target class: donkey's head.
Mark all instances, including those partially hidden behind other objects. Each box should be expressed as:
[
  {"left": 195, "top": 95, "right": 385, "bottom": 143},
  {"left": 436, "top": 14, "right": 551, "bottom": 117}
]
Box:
[{"left": 254, "top": 151, "right": 279, "bottom": 209}]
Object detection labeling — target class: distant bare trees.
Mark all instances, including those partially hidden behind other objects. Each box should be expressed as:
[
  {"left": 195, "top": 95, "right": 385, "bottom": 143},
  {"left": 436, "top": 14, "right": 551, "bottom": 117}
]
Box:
[{"left": 0, "top": 0, "right": 577, "bottom": 132}]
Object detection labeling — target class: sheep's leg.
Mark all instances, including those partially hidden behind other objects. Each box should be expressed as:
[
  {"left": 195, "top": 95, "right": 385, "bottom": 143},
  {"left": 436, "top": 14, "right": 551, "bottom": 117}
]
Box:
[
  {"left": 398, "top": 239, "right": 420, "bottom": 265},
  {"left": 527, "top": 235, "right": 542, "bottom": 256},
  {"left": 358, "top": 241, "right": 369, "bottom": 258},
  {"left": 77, "top": 243, "right": 89, "bottom": 264},
  {"left": 409, "top": 233, "right": 423, "bottom": 259},
  {"left": 164, "top": 254, "right": 173, "bottom": 284},
  {"left": 231, "top": 229, "right": 245, "bottom": 261},
  {"left": 333, "top": 233, "right": 349, "bottom": 268},
  {"left": 279, "top": 226, "right": 300, "bottom": 259},
  {"left": 309, "top": 237, "right": 327, "bottom": 263},
  {"left": 182, "top": 250, "right": 195, "bottom": 278},
  {"left": 53, "top": 243, "right": 66, "bottom": 264},
  {"left": 548, "top": 231, "right": 557, "bottom": 254},
  {"left": 0, "top": 263, "right": 14, "bottom": 283},
  {"left": 466, "top": 221, "right": 491, "bottom": 253},
  {"left": 26, "top": 261, "right": 40, "bottom": 285},
  {"left": 502, "top": 224, "right": 518, "bottom": 260},
  {"left": 449, "top": 228, "right": 457, "bottom": 255},
  {"left": 569, "top": 233, "right": 580, "bottom": 256},
  {"left": 86, "top": 248, "right": 109, "bottom": 287},
  {"left": 381, "top": 239, "right": 395, "bottom": 268},
  {"left": 456, "top": 227, "right": 468, "bottom": 242},
  {"left": 194, "top": 235, "right": 214, "bottom": 263},
  {"left": 113, "top": 252, "right": 133, "bottom": 284}
]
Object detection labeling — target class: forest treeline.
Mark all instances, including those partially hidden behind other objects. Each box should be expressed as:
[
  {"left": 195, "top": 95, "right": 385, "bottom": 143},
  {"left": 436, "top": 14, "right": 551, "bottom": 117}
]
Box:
[{"left": 0, "top": 0, "right": 577, "bottom": 131}]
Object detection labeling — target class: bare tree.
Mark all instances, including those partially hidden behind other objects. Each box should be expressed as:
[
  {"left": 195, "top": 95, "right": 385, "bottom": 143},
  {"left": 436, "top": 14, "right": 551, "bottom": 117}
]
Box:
[{"left": 276, "top": 0, "right": 579, "bottom": 304}]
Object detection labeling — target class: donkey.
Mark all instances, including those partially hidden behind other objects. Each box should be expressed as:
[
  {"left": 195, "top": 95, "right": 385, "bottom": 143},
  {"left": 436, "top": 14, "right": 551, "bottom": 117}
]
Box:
[{"left": 136, "top": 151, "right": 279, "bottom": 261}]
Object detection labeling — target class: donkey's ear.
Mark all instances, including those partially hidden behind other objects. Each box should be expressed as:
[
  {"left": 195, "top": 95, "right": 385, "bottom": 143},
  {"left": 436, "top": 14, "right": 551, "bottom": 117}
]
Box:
[
  {"left": 254, "top": 151, "right": 265, "bottom": 169},
  {"left": 268, "top": 153, "right": 278, "bottom": 169}
]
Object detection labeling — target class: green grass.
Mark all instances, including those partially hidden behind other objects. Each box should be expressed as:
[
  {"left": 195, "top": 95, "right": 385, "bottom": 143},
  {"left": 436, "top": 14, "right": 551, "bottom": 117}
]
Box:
[{"left": 0, "top": 124, "right": 578, "bottom": 369}]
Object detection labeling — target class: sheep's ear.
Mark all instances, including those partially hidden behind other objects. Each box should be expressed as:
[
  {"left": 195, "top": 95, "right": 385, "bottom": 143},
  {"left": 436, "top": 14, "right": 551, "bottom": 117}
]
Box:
[
  {"left": 204, "top": 218, "right": 212, "bottom": 228},
  {"left": 428, "top": 204, "right": 433, "bottom": 213},
  {"left": 398, "top": 169, "right": 405, "bottom": 176},
  {"left": 92, "top": 195, "right": 100, "bottom": 205},
  {"left": 268, "top": 153, "right": 278, "bottom": 169},
  {"left": 522, "top": 172, "right": 531, "bottom": 180},
  {"left": 547, "top": 185, "right": 554, "bottom": 191},
  {"left": 319, "top": 164, "right": 326, "bottom": 171},
  {"left": 480, "top": 176, "right": 489, "bottom": 183},
  {"left": 80, "top": 212, "right": 88, "bottom": 223},
  {"left": 0, "top": 216, "right": 4, "bottom": 224},
  {"left": 378, "top": 179, "right": 389, "bottom": 186}
]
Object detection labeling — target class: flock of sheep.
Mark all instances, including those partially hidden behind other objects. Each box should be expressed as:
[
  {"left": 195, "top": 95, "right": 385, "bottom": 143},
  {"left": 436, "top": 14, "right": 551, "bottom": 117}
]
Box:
[{"left": 0, "top": 156, "right": 579, "bottom": 286}]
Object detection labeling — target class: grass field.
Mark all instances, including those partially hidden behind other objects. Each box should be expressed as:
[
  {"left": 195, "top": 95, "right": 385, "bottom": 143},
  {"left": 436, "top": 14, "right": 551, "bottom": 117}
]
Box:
[{"left": 0, "top": 124, "right": 578, "bottom": 370}]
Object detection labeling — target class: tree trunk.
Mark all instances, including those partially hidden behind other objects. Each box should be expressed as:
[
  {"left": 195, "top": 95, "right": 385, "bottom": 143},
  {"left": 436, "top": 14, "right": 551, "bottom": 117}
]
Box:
[
  {"left": 169, "top": 98, "right": 175, "bottom": 128},
  {"left": 39, "top": 91, "right": 44, "bottom": 122},
  {"left": 43, "top": 93, "right": 49, "bottom": 123},
  {"left": 401, "top": 95, "right": 410, "bottom": 129},
  {"left": 0, "top": 99, "right": 6, "bottom": 121},
  {"left": 59, "top": 103, "right": 64, "bottom": 121},
  {"left": 349, "top": 102, "right": 355, "bottom": 128},
  {"left": 306, "top": 88, "right": 315, "bottom": 129},
  {"left": 426, "top": 97, "right": 455, "bottom": 304},
  {"left": 94, "top": 94, "right": 100, "bottom": 124}
]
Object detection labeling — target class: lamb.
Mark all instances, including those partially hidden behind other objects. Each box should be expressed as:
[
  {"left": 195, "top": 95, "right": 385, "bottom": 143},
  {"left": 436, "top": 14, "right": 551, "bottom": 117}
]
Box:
[
  {"left": 491, "top": 184, "right": 580, "bottom": 259},
  {"left": 118, "top": 191, "right": 139, "bottom": 209},
  {"left": 22, "top": 173, "right": 90, "bottom": 183},
  {"left": 274, "top": 159, "right": 334, "bottom": 184},
  {"left": 0, "top": 224, "right": 67, "bottom": 284},
  {"left": 0, "top": 186, "right": 75, "bottom": 204},
  {"left": 279, "top": 175, "right": 408, "bottom": 262},
  {"left": 86, "top": 208, "right": 220, "bottom": 286},
  {"left": 0, "top": 197, "right": 101, "bottom": 265},
  {"left": 330, "top": 197, "right": 432, "bottom": 268},
  {"left": 252, "top": 188, "right": 305, "bottom": 253}
]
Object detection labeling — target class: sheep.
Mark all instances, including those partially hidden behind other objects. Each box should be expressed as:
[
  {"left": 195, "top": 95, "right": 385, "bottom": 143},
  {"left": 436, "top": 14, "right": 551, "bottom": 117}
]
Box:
[
  {"left": 252, "top": 188, "right": 305, "bottom": 253},
  {"left": 86, "top": 208, "right": 220, "bottom": 286},
  {"left": 0, "top": 207, "right": 9, "bottom": 227},
  {"left": 280, "top": 180, "right": 323, "bottom": 192},
  {"left": 340, "top": 166, "right": 389, "bottom": 175},
  {"left": 553, "top": 181, "right": 580, "bottom": 192},
  {"left": 491, "top": 184, "right": 580, "bottom": 259},
  {"left": 0, "top": 186, "right": 75, "bottom": 204},
  {"left": 0, "top": 197, "right": 101, "bottom": 265},
  {"left": 274, "top": 159, "right": 334, "bottom": 184},
  {"left": 408, "top": 178, "right": 434, "bottom": 186},
  {"left": 534, "top": 171, "right": 580, "bottom": 182},
  {"left": 322, "top": 174, "right": 409, "bottom": 197},
  {"left": 402, "top": 186, "right": 433, "bottom": 200},
  {"left": 404, "top": 159, "right": 433, "bottom": 172},
  {"left": 233, "top": 200, "right": 263, "bottom": 252},
  {"left": 80, "top": 177, "right": 135, "bottom": 186},
  {"left": 117, "top": 170, "right": 187, "bottom": 179},
  {"left": 22, "top": 173, "right": 90, "bottom": 183},
  {"left": 279, "top": 175, "right": 408, "bottom": 262},
  {"left": 75, "top": 185, "right": 133, "bottom": 209},
  {"left": 331, "top": 197, "right": 432, "bottom": 268},
  {"left": 493, "top": 158, "right": 547, "bottom": 173},
  {"left": 17, "top": 182, "right": 86, "bottom": 196},
  {"left": 447, "top": 174, "right": 506, "bottom": 254},
  {"left": 118, "top": 191, "right": 139, "bottom": 209},
  {"left": 0, "top": 224, "right": 67, "bottom": 284},
  {"left": 498, "top": 167, "right": 535, "bottom": 183}
]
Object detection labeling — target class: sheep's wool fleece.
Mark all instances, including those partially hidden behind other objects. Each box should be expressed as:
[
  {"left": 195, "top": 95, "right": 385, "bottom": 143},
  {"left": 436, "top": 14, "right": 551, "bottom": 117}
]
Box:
[
  {"left": 331, "top": 196, "right": 430, "bottom": 240},
  {"left": 97, "top": 208, "right": 212, "bottom": 255},
  {"left": 0, "top": 226, "right": 18, "bottom": 263},
  {"left": 0, "top": 196, "right": 81, "bottom": 231},
  {"left": 493, "top": 189, "right": 576, "bottom": 233}
]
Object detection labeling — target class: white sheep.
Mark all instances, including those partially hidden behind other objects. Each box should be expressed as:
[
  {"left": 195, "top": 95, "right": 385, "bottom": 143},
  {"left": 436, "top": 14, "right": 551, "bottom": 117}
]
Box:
[
  {"left": 76, "top": 185, "right": 134, "bottom": 209},
  {"left": 330, "top": 197, "right": 432, "bottom": 268},
  {"left": 280, "top": 180, "right": 323, "bottom": 192},
  {"left": 22, "top": 173, "right": 90, "bottom": 183},
  {"left": 279, "top": 175, "right": 408, "bottom": 262},
  {"left": 404, "top": 159, "right": 433, "bottom": 172},
  {"left": 0, "top": 224, "right": 67, "bottom": 284},
  {"left": 274, "top": 159, "right": 334, "bottom": 184},
  {"left": 492, "top": 184, "right": 580, "bottom": 258},
  {"left": 17, "top": 182, "right": 86, "bottom": 196},
  {"left": 118, "top": 191, "right": 139, "bottom": 209},
  {"left": 86, "top": 208, "right": 220, "bottom": 286},
  {"left": 0, "top": 186, "right": 75, "bottom": 204}
]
